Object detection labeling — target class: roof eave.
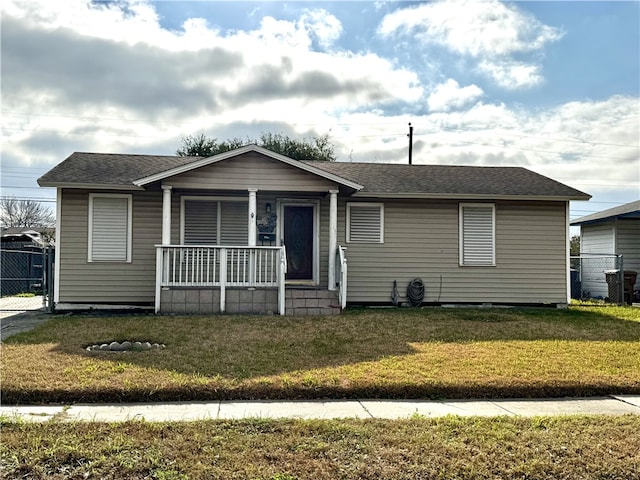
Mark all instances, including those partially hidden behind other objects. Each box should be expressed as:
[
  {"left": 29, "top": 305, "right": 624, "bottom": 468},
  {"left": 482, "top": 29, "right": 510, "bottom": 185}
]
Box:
[
  {"left": 37, "top": 181, "right": 145, "bottom": 190},
  {"left": 571, "top": 211, "right": 640, "bottom": 226},
  {"left": 351, "top": 192, "right": 591, "bottom": 201},
  {"left": 132, "top": 145, "right": 364, "bottom": 191}
]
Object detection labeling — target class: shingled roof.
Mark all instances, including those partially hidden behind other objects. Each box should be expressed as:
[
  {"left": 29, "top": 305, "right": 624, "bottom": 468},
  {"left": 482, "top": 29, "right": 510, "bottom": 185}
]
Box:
[
  {"left": 38, "top": 150, "right": 590, "bottom": 200},
  {"left": 38, "top": 152, "right": 197, "bottom": 188},
  {"left": 306, "top": 161, "right": 589, "bottom": 199}
]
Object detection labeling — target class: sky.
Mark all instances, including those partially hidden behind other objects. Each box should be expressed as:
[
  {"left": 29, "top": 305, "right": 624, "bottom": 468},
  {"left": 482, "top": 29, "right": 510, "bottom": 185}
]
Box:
[{"left": 1, "top": 0, "right": 639, "bottom": 226}]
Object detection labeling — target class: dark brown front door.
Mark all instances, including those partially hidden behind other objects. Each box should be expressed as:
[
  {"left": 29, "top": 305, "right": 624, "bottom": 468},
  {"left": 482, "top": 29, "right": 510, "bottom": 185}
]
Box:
[{"left": 283, "top": 206, "right": 314, "bottom": 280}]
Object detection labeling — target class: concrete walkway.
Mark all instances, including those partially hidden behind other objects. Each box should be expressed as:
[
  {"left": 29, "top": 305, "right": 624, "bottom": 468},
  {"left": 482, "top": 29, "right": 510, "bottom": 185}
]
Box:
[
  {"left": 2, "top": 396, "right": 639, "bottom": 423},
  {"left": 0, "top": 309, "right": 51, "bottom": 342}
]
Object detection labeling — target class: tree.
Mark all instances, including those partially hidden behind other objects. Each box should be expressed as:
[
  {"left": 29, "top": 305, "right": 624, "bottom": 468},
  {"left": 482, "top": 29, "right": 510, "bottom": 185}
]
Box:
[
  {"left": 570, "top": 235, "right": 580, "bottom": 256},
  {"left": 177, "top": 132, "right": 336, "bottom": 162},
  {"left": 176, "top": 134, "right": 245, "bottom": 157},
  {"left": 0, "top": 197, "right": 55, "bottom": 229}
]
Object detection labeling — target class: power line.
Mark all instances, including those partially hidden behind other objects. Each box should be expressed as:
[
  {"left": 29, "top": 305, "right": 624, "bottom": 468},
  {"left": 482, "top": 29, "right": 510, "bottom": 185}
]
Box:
[{"left": 0, "top": 197, "right": 56, "bottom": 202}]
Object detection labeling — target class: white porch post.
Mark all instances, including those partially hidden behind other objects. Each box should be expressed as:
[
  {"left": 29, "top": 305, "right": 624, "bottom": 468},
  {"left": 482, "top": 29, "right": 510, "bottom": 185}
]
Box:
[
  {"left": 248, "top": 188, "right": 257, "bottom": 246},
  {"left": 157, "top": 185, "right": 172, "bottom": 314},
  {"left": 248, "top": 188, "right": 258, "bottom": 286},
  {"left": 328, "top": 189, "right": 338, "bottom": 290},
  {"left": 161, "top": 185, "right": 172, "bottom": 245}
]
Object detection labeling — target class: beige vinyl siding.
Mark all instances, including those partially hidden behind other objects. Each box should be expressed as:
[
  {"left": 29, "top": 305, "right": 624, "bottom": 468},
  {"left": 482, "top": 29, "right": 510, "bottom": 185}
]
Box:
[
  {"left": 166, "top": 152, "right": 338, "bottom": 192},
  {"left": 340, "top": 199, "right": 568, "bottom": 304},
  {"left": 58, "top": 189, "right": 161, "bottom": 303}
]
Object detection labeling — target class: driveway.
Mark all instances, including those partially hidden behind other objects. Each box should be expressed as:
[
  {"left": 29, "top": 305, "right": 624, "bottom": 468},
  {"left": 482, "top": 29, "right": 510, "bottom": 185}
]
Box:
[{"left": 0, "top": 295, "right": 51, "bottom": 342}]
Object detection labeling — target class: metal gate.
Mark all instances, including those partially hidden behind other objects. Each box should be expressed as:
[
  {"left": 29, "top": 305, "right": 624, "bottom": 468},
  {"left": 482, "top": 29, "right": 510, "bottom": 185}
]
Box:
[{"left": 0, "top": 246, "right": 54, "bottom": 312}]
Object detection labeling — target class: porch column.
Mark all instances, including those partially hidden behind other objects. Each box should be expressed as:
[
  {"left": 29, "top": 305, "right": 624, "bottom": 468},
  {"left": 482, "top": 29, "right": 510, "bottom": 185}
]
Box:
[
  {"left": 328, "top": 189, "right": 338, "bottom": 290},
  {"left": 248, "top": 188, "right": 257, "bottom": 246},
  {"left": 161, "top": 185, "right": 172, "bottom": 245}
]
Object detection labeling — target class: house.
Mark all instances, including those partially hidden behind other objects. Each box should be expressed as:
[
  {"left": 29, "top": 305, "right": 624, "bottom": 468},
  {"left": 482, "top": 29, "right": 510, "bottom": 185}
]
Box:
[
  {"left": 1, "top": 227, "right": 55, "bottom": 248},
  {"left": 571, "top": 200, "right": 639, "bottom": 302},
  {"left": 38, "top": 145, "right": 590, "bottom": 314}
]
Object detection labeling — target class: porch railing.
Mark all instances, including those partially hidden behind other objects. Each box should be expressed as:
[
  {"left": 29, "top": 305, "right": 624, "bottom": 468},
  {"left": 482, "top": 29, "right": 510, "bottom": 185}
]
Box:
[
  {"left": 155, "top": 245, "right": 287, "bottom": 314},
  {"left": 336, "top": 245, "right": 347, "bottom": 309}
]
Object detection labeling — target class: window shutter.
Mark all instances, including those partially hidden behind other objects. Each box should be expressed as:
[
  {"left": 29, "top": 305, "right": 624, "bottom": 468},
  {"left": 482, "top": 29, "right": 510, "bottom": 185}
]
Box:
[
  {"left": 348, "top": 204, "right": 383, "bottom": 243},
  {"left": 90, "top": 196, "right": 130, "bottom": 261},
  {"left": 184, "top": 200, "right": 218, "bottom": 245},
  {"left": 461, "top": 205, "right": 495, "bottom": 265},
  {"left": 220, "top": 201, "right": 248, "bottom": 245}
]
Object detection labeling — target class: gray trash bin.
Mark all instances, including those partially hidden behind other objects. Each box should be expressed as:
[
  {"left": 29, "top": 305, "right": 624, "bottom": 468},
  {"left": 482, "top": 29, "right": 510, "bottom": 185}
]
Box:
[{"left": 604, "top": 270, "right": 622, "bottom": 304}]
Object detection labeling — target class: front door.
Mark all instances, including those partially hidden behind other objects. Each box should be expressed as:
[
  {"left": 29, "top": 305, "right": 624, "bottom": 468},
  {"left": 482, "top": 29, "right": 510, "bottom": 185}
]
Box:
[{"left": 283, "top": 205, "right": 314, "bottom": 280}]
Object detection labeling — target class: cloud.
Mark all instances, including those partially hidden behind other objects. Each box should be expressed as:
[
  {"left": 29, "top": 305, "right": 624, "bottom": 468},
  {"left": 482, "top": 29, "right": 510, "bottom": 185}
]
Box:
[
  {"left": 1, "top": 0, "right": 422, "bottom": 133},
  {"left": 331, "top": 94, "right": 638, "bottom": 200},
  {"left": 299, "top": 9, "right": 343, "bottom": 50},
  {"left": 379, "top": 0, "right": 563, "bottom": 89},
  {"left": 1, "top": 0, "right": 637, "bottom": 209},
  {"left": 1, "top": 16, "right": 234, "bottom": 118},
  {"left": 427, "top": 79, "right": 484, "bottom": 112}
]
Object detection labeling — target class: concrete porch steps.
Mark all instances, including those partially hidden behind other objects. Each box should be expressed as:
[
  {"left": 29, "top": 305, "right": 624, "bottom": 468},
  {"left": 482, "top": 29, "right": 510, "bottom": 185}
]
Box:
[{"left": 285, "top": 288, "right": 341, "bottom": 316}]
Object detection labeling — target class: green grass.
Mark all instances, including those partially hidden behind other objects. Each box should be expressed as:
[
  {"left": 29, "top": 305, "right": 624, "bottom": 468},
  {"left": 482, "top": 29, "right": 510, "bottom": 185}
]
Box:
[
  {"left": 1, "top": 416, "right": 639, "bottom": 479},
  {"left": 1, "top": 305, "right": 639, "bottom": 403}
]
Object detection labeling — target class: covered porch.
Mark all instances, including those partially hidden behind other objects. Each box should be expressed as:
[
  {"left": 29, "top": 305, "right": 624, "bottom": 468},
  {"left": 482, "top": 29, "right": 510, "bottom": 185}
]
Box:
[{"left": 154, "top": 186, "right": 348, "bottom": 315}]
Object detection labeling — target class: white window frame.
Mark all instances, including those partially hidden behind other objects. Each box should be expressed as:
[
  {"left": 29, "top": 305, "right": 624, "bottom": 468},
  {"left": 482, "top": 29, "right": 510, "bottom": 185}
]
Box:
[
  {"left": 180, "top": 195, "right": 248, "bottom": 245},
  {"left": 346, "top": 202, "right": 384, "bottom": 244},
  {"left": 88, "top": 193, "right": 132, "bottom": 262},
  {"left": 459, "top": 203, "right": 496, "bottom": 267}
]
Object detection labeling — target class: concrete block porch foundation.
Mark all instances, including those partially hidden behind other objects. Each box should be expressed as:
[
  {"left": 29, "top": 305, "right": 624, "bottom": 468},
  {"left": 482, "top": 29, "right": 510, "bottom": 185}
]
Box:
[{"left": 160, "top": 287, "right": 341, "bottom": 315}]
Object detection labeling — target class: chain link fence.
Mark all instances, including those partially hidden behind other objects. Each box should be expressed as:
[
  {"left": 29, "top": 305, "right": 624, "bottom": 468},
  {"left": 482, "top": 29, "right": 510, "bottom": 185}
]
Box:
[
  {"left": 570, "top": 254, "right": 628, "bottom": 304},
  {"left": 1, "top": 246, "right": 54, "bottom": 312}
]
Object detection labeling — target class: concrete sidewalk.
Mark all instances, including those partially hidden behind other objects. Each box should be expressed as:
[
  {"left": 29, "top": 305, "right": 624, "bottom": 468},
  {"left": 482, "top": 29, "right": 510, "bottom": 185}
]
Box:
[{"left": 2, "top": 396, "right": 639, "bottom": 423}]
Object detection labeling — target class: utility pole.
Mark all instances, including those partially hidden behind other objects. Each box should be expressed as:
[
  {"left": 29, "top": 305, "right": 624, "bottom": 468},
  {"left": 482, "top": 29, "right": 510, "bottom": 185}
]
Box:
[{"left": 408, "top": 122, "right": 414, "bottom": 165}]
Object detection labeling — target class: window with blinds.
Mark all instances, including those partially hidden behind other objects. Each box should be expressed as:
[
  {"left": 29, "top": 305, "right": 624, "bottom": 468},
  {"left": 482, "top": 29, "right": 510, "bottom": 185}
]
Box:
[
  {"left": 88, "top": 194, "right": 132, "bottom": 262},
  {"left": 459, "top": 203, "right": 495, "bottom": 266},
  {"left": 183, "top": 199, "right": 218, "bottom": 245},
  {"left": 347, "top": 203, "right": 384, "bottom": 243},
  {"left": 182, "top": 197, "right": 248, "bottom": 245}
]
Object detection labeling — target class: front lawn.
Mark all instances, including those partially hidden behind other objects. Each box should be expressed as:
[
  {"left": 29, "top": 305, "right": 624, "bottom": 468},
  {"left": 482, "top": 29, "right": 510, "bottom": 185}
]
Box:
[
  {"left": 2, "top": 416, "right": 639, "bottom": 479},
  {"left": 1, "top": 305, "right": 639, "bottom": 403}
]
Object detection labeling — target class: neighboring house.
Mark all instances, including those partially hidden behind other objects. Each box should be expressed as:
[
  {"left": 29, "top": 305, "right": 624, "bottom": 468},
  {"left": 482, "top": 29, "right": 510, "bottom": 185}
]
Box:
[
  {"left": 571, "top": 200, "right": 640, "bottom": 300},
  {"left": 0, "top": 227, "right": 55, "bottom": 248},
  {"left": 38, "top": 145, "right": 590, "bottom": 314}
]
